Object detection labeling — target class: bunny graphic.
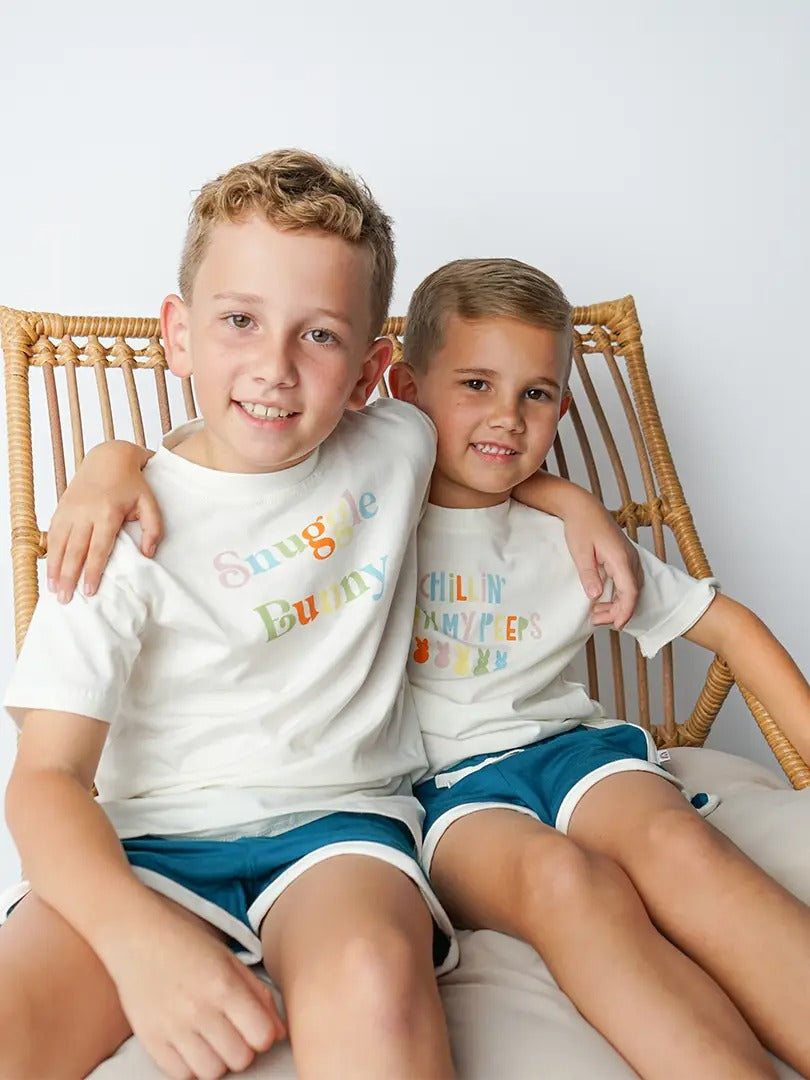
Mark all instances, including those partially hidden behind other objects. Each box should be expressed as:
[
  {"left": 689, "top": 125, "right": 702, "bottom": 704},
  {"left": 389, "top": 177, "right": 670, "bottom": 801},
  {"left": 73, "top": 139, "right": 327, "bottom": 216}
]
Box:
[
  {"left": 413, "top": 637, "right": 430, "bottom": 664},
  {"left": 453, "top": 645, "right": 471, "bottom": 675},
  {"left": 474, "top": 648, "right": 491, "bottom": 675}
]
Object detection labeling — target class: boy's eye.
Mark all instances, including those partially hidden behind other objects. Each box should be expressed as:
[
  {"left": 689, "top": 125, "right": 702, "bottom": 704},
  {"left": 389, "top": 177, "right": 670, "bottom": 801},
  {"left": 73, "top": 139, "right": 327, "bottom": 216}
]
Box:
[
  {"left": 227, "top": 313, "right": 253, "bottom": 330},
  {"left": 525, "top": 387, "right": 551, "bottom": 401},
  {"left": 305, "top": 328, "right": 337, "bottom": 346},
  {"left": 463, "top": 379, "right": 488, "bottom": 391}
]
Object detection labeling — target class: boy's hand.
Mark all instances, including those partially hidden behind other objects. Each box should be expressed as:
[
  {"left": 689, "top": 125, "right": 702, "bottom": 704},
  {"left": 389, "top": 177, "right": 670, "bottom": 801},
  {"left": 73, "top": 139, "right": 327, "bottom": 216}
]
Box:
[
  {"left": 512, "top": 473, "right": 643, "bottom": 629},
  {"left": 47, "top": 441, "right": 161, "bottom": 603},
  {"left": 563, "top": 507, "right": 643, "bottom": 631},
  {"left": 106, "top": 902, "right": 285, "bottom": 1079}
]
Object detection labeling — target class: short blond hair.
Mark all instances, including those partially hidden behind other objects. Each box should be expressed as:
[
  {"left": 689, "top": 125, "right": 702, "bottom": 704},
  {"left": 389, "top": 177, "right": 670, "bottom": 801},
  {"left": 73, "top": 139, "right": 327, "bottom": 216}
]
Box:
[
  {"left": 404, "top": 258, "right": 572, "bottom": 381},
  {"left": 179, "top": 148, "right": 395, "bottom": 336}
]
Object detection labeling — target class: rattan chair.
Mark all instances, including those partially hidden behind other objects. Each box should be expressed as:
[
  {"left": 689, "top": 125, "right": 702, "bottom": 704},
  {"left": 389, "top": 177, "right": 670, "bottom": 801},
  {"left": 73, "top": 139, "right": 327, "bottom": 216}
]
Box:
[{"left": 3, "top": 298, "right": 808, "bottom": 790}]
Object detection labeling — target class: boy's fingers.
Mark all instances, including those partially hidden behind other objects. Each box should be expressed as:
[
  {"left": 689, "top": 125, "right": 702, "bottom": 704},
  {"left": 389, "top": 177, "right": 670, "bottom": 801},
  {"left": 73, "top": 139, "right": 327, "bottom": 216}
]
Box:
[
  {"left": 171, "top": 1031, "right": 225, "bottom": 1080},
  {"left": 230, "top": 975, "right": 285, "bottom": 1049},
  {"left": 580, "top": 571, "right": 604, "bottom": 601},
  {"left": 46, "top": 521, "right": 69, "bottom": 592},
  {"left": 152, "top": 1041, "right": 192, "bottom": 1080},
  {"left": 604, "top": 562, "right": 638, "bottom": 625},
  {"left": 605, "top": 593, "right": 632, "bottom": 631},
  {"left": 82, "top": 526, "right": 118, "bottom": 596},
  {"left": 570, "top": 544, "right": 605, "bottom": 600},
  {"left": 137, "top": 492, "right": 164, "bottom": 557},
  {"left": 257, "top": 981, "right": 287, "bottom": 1040},
  {"left": 590, "top": 602, "right": 612, "bottom": 615},
  {"left": 56, "top": 524, "right": 93, "bottom": 602},
  {"left": 200, "top": 1011, "right": 259, "bottom": 1073}
]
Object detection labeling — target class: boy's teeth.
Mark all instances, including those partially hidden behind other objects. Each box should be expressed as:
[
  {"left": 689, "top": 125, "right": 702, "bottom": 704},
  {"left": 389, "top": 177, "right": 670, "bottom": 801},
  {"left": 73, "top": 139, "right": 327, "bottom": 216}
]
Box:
[
  {"left": 474, "top": 443, "right": 516, "bottom": 456},
  {"left": 240, "top": 402, "right": 294, "bottom": 419}
]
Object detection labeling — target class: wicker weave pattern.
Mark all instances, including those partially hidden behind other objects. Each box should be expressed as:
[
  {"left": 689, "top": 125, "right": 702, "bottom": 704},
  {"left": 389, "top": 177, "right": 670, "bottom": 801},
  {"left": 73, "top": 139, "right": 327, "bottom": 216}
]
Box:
[{"left": 3, "top": 299, "right": 808, "bottom": 789}]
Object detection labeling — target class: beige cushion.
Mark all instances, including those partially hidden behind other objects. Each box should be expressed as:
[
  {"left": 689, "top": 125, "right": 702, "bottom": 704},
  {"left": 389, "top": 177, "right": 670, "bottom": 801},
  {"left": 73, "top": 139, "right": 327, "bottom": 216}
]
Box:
[{"left": 90, "top": 748, "right": 810, "bottom": 1079}]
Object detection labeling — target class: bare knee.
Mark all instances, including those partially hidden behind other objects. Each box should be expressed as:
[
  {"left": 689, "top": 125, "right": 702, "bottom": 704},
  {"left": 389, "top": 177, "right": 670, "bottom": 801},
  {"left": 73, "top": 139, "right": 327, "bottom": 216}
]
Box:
[
  {"left": 517, "top": 837, "right": 637, "bottom": 925},
  {"left": 641, "top": 804, "right": 729, "bottom": 874},
  {"left": 326, "top": 923, "right": 432, "bottom": 1033}
]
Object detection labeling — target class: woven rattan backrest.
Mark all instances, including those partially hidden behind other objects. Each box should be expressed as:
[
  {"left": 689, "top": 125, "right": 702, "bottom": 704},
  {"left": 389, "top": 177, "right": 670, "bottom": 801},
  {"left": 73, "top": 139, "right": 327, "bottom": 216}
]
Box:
[{"left": 3, "top": 300, "right": 807, "bottom": 788}]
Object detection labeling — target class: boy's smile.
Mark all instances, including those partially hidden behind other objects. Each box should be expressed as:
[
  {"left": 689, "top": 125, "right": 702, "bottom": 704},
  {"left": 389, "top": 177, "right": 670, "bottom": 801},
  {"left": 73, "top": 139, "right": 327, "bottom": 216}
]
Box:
[
  {"left": 392, "top": 315, "right": 570, "bottom": 509},
  {"left": 161, "top": 215, "right": 391, "bottom": 474}
]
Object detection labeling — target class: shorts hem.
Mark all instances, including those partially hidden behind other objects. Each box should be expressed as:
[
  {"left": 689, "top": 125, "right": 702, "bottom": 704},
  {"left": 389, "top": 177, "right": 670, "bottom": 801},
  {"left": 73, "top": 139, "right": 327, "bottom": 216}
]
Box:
[
  {"left": 0, "top": 879, "right": 31, "bottom": 923},
  {"left": 131, "top": 866, "right": 263, "bottom": 964},
  {"left": 246, "top": 840, "right": 459, "bottom": 976},
  {"left": 422, "top": 802, "right": 540, "bottom": 875},
  {"left": 556, "top": 760, "right": 681, "bottom": 834}
]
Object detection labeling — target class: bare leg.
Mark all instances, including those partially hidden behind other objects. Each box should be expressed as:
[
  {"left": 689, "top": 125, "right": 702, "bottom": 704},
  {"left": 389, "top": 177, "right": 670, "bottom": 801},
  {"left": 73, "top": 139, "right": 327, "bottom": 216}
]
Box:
[
  {"left": 260, "top": 854, "right": 454, "bottom": 1080},
  {"left": 0, "top": 889, "right": 227, "bottom": 1079},
  {"left": 431, "top": 809, "right": 774, "bottom": 1080},
  {"left": 569, "top": 771, "right": 810, "bottom": 1076}
]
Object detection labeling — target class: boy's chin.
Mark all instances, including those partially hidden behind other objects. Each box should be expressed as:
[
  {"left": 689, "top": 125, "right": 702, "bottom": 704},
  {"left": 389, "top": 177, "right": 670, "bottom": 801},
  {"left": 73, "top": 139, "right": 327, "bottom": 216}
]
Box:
[
  {"left": 466, "top": 465, "right": 539, "bottom": 493},
  {"left": 463, "top": 473, "right": 520, "bottom": 498}
]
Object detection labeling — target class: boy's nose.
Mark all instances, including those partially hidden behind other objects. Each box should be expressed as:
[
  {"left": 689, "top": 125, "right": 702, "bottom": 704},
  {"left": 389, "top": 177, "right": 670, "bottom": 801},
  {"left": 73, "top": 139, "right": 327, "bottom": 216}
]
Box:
[
  {"left": 488, "top": 404, "right": 525, "bottom": 433},
  {"left": 252, "top": 347, "right": 298, "bottom": 388}
]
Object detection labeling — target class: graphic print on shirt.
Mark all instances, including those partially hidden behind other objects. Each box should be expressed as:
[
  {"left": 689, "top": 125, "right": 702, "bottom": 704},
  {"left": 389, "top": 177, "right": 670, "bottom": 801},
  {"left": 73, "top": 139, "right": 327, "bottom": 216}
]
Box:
[
  {"left": 209, "top": 486, "right": 390, "bottom": 643},
  {"left": 413, "top": 637, "right": 430, "bottom": 664},
  {"left": 414, "top": 566, "right": 542, "bottom": 676}
]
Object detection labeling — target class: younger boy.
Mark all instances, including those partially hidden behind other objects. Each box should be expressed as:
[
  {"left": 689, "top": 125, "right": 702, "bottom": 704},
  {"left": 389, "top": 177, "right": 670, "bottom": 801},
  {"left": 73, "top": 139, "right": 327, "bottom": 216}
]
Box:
[
  {"left": 0, "top": 155, "right": 639, "bottom": 1079},
  {"left": 389, "top": 258, "right": 810, "bottom": 1080}
]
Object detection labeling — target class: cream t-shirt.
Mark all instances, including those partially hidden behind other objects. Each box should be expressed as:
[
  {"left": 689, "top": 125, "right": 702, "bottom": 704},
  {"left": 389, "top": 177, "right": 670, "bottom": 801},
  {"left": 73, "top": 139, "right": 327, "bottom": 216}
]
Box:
[
  {"left": 410, "top": 500, "right": 718, "bottom": 775},
  {"left": 6, "top": 399, "right": 436, "bottom": 842}
]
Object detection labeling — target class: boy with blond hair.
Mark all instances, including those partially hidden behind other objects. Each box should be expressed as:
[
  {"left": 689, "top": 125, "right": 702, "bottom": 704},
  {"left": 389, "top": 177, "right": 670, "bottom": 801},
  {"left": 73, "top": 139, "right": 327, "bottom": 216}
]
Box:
[
  {"left": 389, "top": 257, "right": 810, "bottom": 1079},
  {"left": 0, "top": 153, "right": 640, "bottom": 1078},
  {"left": 0, "top": 149, "right": 459, "bottom": 1080}
]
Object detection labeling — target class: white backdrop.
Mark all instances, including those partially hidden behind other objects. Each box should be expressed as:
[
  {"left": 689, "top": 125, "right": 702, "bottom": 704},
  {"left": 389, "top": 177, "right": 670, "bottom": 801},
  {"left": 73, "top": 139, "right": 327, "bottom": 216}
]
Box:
[{"left": 1, "top": 0, "right": 808, "bottom": 888}]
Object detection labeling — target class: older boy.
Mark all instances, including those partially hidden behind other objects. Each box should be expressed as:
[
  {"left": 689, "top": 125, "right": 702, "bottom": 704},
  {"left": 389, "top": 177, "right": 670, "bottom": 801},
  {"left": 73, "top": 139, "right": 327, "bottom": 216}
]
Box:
[
  {"left": 391, "top": 258, "right": 810, "bottom": 1079},
  {"left": 0, "top": 155, "right": 639, "bottom": 1079},
  {"left": 1, "top": 149, "right": 460, "bottom": 1080}
]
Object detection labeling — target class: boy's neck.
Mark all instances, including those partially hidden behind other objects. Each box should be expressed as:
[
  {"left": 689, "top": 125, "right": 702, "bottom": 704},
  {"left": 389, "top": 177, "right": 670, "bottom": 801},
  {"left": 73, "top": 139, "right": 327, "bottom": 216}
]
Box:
[
  {"left": 171, "top": 427, "right": 315, "bottom": 475},
  {"left": 428, "top": 472, "right": 514, "bottom": 510}
]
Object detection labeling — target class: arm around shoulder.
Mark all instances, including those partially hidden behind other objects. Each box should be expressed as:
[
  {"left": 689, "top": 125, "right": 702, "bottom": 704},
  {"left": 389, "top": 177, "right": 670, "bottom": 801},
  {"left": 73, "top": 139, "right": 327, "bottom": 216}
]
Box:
[
  {"left": 48, "top": 439, "right": 160, "bottom": 603},
  {"left": 513, "top": 472, "right": 643, "bottom": 627}
]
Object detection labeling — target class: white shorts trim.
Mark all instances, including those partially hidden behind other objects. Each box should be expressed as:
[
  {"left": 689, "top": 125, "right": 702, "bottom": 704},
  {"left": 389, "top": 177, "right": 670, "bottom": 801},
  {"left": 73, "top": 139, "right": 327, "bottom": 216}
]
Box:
[
  {"left": 555, "top": 759, "right": 681, "bottom": 834},
  {"left": 433, "top": 748, "right": 526, "bottom": 789},
  {"left": 0, "top": 879, "right": 32, "bottom": 923},
  {"left": 422, "top": 802, "right": 540, "bottom": 876},
  {"left": 246, "top": 839, "right": 459, "bottom": 976},
  {"left": 131, "top": 866, "right": 264, "bottom": 964},
  {"left": 420, "top": 722, "right": 719, "bottom": 872},
  {"left": 0, "top": 845, "right": 459, "bottom": 977}
]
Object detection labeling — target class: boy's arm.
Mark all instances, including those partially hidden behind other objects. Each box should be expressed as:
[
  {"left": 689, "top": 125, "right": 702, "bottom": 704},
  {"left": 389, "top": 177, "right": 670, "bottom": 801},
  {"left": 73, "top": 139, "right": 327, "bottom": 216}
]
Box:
[
  {"left": 47, "top": 440, "right": 160, "bottom": 603},
  {"left": 5, "top": 710, "right": 284, "bottom": 1069},
  {"left": 683, "top": 594, "right": 810, "bottom": 765},
  {"left": 513, "top": 472, "right": 643, "bottom": 630},
  {"left": 5, "top": 708, "right": 167, "bottom": 964}
]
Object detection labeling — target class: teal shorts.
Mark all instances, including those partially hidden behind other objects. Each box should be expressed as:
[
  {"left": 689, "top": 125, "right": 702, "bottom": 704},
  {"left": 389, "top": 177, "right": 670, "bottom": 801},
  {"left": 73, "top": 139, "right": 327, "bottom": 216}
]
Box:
[
  {"left": 0, "top": 811, "right": 457, "bottom": 972},
  {"left": 416, "top": 724, "right": 717, "bottom": 873}
]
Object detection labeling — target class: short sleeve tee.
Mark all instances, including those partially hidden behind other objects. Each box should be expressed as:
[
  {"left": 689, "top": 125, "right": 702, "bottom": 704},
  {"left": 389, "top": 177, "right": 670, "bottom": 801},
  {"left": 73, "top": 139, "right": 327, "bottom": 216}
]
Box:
[
  {"left": 6, "top": 398, "right": 437, "bottom": 841},
  {"left": 409, "top": 500, "right": 718, "bottom": 775}
]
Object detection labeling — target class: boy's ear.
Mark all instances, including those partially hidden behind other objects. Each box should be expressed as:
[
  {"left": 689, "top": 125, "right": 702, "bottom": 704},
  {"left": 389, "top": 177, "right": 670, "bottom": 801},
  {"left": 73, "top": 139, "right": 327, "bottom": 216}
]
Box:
[
  {"left": 161, "top": 294, "right": 192, "bottom": 378},
  {"left": 347, "top": 336, "right": 394, "bottom": 410},
  {"left": 387, "top": 362, "right": 420, "bottom": 405},
  {"left": 559, "top": 390, "right": 572, "bottom": 420}
]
